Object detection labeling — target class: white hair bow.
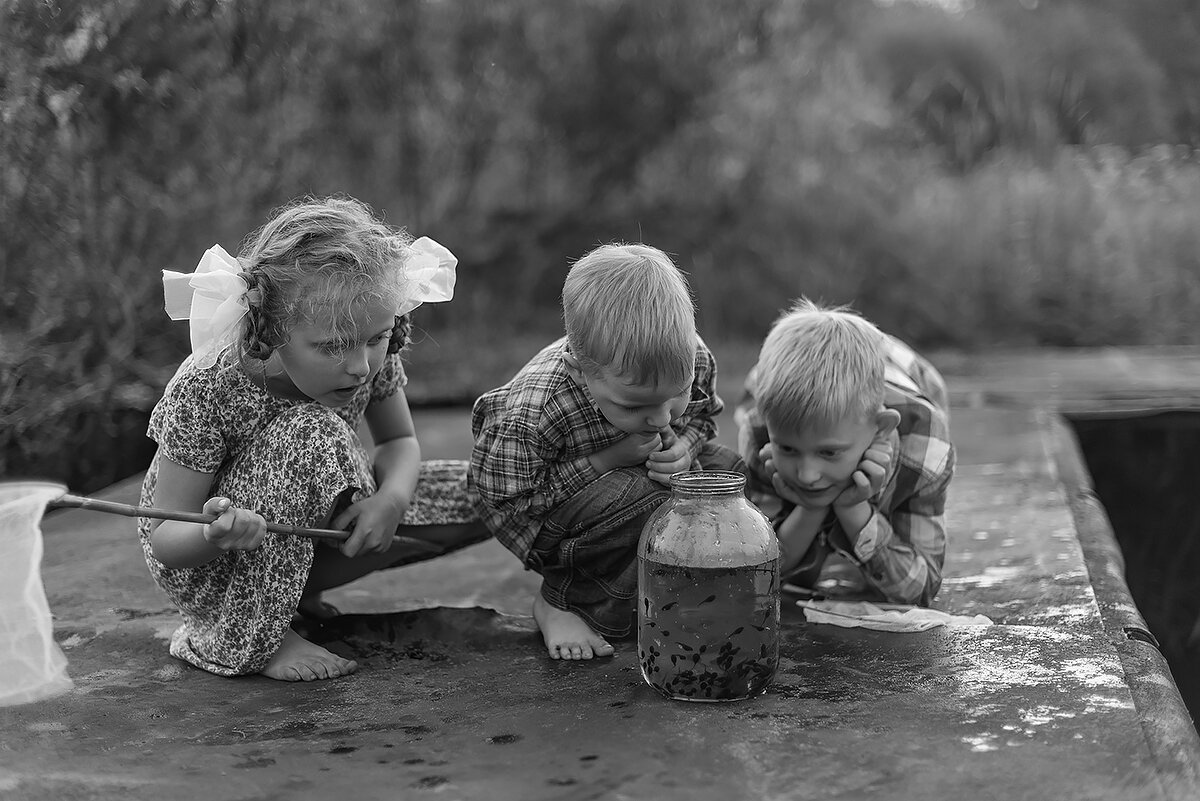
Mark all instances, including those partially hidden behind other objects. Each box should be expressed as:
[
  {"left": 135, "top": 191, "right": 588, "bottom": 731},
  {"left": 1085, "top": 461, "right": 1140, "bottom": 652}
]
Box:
[
  {"left": 162, "top": 245, "right": 252, "bottom": 369},
  {"left": 161, "top": 237, "right": 458, "bottom": 369},
  {"left": 399, "top": 236, "right": 458, "bottom": 315}
]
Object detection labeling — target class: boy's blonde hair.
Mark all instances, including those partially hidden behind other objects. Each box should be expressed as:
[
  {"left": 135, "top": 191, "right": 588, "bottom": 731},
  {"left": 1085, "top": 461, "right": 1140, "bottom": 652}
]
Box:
[
  {"left": 755, "top": 298, "right": 887, "bottom": 432},
  {"left": 562, "top": 243, "right": 697, "bottom": 386}
]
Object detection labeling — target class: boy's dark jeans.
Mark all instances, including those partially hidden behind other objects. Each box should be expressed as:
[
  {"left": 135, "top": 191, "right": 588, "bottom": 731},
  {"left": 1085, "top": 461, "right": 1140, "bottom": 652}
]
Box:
[{"left": 528, "top": 442, "right": 746, "bottom": 638}]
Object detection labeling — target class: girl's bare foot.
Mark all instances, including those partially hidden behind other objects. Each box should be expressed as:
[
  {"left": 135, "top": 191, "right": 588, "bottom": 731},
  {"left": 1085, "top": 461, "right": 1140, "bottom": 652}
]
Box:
[
  {"left": 532, "top": 595, "right": 615, "bottom": 660},
  {"left": 261, "top": 629, "right": 358, "bottom": 681}
]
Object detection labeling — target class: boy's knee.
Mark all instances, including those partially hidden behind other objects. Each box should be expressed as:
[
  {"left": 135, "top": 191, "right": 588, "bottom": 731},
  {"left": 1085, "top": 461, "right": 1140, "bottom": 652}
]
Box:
[
  {"left": 543, "top": 467, "right": 668, "bottom": 536},
  {"left": 580, "top": 466, "right": 661, "bottom": 501}
]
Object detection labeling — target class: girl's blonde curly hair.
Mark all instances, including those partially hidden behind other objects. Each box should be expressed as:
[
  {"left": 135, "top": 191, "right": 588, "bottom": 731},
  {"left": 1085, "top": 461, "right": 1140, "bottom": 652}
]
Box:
[{"left": 233, "top": 196, "right": 416, "bottom": 363}]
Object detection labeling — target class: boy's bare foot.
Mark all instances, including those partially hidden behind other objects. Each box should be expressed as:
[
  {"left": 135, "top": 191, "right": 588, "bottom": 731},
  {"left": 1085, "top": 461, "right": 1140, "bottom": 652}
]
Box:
[
  {"left": 532, "top": 595, "right": 615, "bottom": 660},
  {"left": 261, "top": 629, "right": 358, "bottom": 681}
]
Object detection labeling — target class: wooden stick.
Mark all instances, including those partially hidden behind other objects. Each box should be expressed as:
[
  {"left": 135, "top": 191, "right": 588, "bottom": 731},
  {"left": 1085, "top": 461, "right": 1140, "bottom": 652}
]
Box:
[{"left": 47, "top": 493, "right": 445, "bottom": 553}]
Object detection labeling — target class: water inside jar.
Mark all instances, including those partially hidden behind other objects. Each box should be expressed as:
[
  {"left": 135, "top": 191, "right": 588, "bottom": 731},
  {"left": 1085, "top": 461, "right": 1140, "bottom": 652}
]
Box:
[{"left": 637, "top": 558, "right": 779, "bottom": 702}]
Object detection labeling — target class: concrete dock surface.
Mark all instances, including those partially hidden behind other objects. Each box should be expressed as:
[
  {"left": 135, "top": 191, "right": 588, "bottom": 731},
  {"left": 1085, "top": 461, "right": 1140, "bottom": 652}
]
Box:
[{"left": 3, "top": 347, "right": 1200, "bottom": 800}]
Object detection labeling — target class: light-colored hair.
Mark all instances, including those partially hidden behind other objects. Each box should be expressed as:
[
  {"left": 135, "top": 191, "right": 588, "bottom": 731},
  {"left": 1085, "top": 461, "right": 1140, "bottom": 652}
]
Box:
[
  {"left": 755, "top": 297, "right": 887, "bottom": 432},
  {"left": 234, "top": 195, "right": 415, "bottom": 361},
  {"left": 562, "top": 243, "right": 697, "bottom": 386}
]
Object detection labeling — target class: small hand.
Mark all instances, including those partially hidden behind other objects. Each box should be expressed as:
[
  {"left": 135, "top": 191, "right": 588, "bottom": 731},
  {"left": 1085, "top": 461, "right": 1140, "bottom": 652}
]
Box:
[
  {"left": 591, "top": 431, "right": 663, "bottom": 474},
  {"left": 332, "top": 492, "right": 408, "bottom": 557},
  {"left": 833, "top": 433, "right": 894, "bottom": 509},
  {"left": 757, "top": 442, "right": 777, "bottom": 478},
  {"left": 202, "top": 497, "right": 267, "bottom": 551},
  {"left": 646, "top": 428, "right": 691, "bottom": 485}
]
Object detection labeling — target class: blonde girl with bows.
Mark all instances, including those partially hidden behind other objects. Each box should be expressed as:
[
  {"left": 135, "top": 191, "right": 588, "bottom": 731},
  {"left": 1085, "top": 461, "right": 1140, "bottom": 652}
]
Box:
[{"left": 142, "top": 196, "right": 487, "bottom": 682}]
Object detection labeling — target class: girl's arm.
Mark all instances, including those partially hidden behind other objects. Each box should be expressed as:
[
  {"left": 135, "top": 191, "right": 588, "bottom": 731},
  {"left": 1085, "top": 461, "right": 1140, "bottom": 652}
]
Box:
[
  {"left": 365, "top": 387, "right": 421, "bottom": 502},
  {"left": 150, "top": 453, "right": 267, "bottom": 567},
  {"left": 776, "top": 504, "right": 829, "bottom": 577},
  {"left": 332, "top": 387, "right": 421, "bottom": 555}
]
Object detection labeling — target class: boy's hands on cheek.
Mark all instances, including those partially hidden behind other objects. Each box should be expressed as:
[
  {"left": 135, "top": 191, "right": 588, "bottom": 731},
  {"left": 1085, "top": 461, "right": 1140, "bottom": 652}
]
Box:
[
  {"left": 202, "top": 498, "right": 267, "bottom": 551},
  {"left": 590, "top": 431, "right": 663, "bottom": 475},
  {"left": 646, "top": 428, "right": 691, "bottom": 485},
  {"left": 759, "top": 443, "right": 832, "bottom": 510},
  {"left": 833, "top": 434, "right": 894, "bottom": 509}
]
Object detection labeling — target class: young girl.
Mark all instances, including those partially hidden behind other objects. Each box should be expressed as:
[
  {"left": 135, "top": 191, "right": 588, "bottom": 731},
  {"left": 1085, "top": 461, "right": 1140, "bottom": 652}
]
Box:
[{"left": 141, "top": 196, "right": 486, "bottom": 682}]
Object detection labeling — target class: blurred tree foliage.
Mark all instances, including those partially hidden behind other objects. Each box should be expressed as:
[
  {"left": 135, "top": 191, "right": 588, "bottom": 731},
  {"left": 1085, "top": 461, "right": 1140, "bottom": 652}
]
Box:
[{"left": 4, "top": 0, "right": 1200, "bottom": 490}]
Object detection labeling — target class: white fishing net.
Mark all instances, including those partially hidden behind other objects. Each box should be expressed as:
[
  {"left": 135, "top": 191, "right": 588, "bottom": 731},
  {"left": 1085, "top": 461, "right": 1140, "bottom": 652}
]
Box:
[{"left": 0, "top": 482, "right": 74, "bottom": 706}]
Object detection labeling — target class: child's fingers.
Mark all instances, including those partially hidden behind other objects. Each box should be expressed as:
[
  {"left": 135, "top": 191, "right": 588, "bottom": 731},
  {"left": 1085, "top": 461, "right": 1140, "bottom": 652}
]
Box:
[
  {"left": 860, "top": 452, "right": 892, "bottom": 486},
  {"left": 861, "top": 458, "right": 888, "bottom": 485},
  {"left": 358, "top": 520, "right": 394, "bottom": 554},
  {"left": 647, "top": 449, "right": 689, "bottom": 473},
  {"left": 330, "top": 502, "right": 360, "bottom": 533},
  {"left": 204, "top": 506, "right": 266, "bottom": 550},
  {"left": 339, "top": 526, "right": 367, "bottom": 558},
  {"left": 202, "top": 497, "right": 233, "bottom": 516},
  {"left": 771, "top": 473, "right": 803, "bottom": 504},
  {"left": 647, "top": 469, "right": 673, "bottom": 486}
]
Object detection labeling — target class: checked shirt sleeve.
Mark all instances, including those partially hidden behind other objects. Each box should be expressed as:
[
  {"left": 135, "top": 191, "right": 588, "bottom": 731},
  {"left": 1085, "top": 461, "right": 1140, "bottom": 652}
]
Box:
[
  {"left": 848, "top": 432, "right": 954, "bottom": 605},
  {"left": 469, "top": 395, "right": 599, "bottom": 565}
]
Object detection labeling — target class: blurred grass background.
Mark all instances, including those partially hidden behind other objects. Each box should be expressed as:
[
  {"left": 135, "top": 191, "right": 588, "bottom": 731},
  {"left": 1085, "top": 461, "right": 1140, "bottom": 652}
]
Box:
[{"left": 4, "top": 0, "right": 1200, "bottom": 492}]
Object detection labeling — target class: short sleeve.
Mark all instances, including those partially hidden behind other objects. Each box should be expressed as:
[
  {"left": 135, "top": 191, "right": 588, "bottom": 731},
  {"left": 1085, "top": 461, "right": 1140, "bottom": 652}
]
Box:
[
  {"left": 147, "top": 361, "right": 227, "bottom": 474},
  {"left": 369, "top": 352, "right": 408, "bottom": 402}
]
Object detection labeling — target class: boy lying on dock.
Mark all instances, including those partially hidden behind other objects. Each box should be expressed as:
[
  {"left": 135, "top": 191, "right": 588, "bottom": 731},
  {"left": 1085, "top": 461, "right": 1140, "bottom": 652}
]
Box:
[{"left": 735, "top": 298, "right": 954, "bottom": 606}]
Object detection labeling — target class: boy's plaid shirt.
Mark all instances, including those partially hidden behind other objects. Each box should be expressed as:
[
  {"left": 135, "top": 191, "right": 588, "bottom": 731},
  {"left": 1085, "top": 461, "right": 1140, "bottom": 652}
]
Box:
[
  {"left": 469, "top": 336, "right": 724, "bottom": 565},
  {"left": 735, "top": 339, "right": 955, "bottom": 605}
]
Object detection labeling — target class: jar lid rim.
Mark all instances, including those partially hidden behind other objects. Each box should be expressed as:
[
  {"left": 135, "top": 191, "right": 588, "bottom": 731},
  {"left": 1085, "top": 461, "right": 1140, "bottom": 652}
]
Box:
[{"left": 668, "top": 469, "right": 746, "bottom": 492}]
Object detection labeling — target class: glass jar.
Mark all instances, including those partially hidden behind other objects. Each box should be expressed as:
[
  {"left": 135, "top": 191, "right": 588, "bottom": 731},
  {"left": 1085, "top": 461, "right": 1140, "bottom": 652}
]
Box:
[{"left": 637, "top": 470, "right": 779, "bottom": 702}]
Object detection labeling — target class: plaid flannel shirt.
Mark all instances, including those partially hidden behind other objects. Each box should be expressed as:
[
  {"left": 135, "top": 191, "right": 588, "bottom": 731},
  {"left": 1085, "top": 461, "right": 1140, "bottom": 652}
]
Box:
[
  {"left": 469, "top": 336, "right": 724, "bottom": 565},
  {"left": 734, "top": 337, "right": 954, "bottom": 605}
]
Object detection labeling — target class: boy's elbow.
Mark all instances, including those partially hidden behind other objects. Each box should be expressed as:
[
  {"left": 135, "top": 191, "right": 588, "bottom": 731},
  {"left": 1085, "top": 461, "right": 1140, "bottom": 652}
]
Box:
[
  {"left": 881, "top": 559, "right": 941, "bottom": 606},
  {"left": 918, "top": 561, "right": 943, "bottom": 606}
]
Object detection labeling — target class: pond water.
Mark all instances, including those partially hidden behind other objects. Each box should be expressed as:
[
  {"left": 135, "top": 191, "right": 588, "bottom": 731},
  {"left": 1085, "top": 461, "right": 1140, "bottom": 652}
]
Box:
[{"left": 1071, "top": 412, "right": 1200, "bottom": 719}]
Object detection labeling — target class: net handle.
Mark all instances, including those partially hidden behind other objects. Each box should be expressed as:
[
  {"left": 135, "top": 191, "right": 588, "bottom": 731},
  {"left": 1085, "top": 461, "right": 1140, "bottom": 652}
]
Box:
[{"left": 47, "top": 493, "right": 444, "bottom": 552}]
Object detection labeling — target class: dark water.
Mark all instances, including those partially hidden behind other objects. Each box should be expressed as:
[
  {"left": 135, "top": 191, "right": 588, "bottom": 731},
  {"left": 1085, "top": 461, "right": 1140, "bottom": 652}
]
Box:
[
  {"left": 1072, "top": 412, "right": 1200, "bottom": 718},
  {"left": 637, "top": 559, "right": 779, "bottom": 702}
]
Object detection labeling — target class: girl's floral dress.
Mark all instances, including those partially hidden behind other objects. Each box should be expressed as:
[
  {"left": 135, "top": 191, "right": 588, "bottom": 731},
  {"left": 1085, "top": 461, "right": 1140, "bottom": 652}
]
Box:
[{"left": 139, "top": 349, "right": 476, "bottom": 675}]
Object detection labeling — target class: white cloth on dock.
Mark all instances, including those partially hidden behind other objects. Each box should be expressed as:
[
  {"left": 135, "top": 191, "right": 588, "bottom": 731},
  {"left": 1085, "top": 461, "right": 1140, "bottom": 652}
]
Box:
[{"left": 799, "top": 600, "right": 994, "bottom": 632}]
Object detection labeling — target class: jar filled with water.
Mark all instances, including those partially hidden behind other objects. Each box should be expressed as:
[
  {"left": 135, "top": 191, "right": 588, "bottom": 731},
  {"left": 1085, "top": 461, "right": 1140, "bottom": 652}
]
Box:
[{"left": 637, "top": 470, "right": 779, "bottom": 701}]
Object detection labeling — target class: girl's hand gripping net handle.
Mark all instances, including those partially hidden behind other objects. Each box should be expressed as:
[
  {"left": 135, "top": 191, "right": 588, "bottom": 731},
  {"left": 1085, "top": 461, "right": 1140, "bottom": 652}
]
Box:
[{"left": 48, "top": 493, "right": 444, "bottom": 553}]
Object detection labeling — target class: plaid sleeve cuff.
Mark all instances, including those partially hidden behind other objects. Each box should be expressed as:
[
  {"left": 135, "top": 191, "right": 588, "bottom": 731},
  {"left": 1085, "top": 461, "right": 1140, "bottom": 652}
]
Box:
[{"left": 852, "top": 507, "right": 884, "bottom": 562}]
